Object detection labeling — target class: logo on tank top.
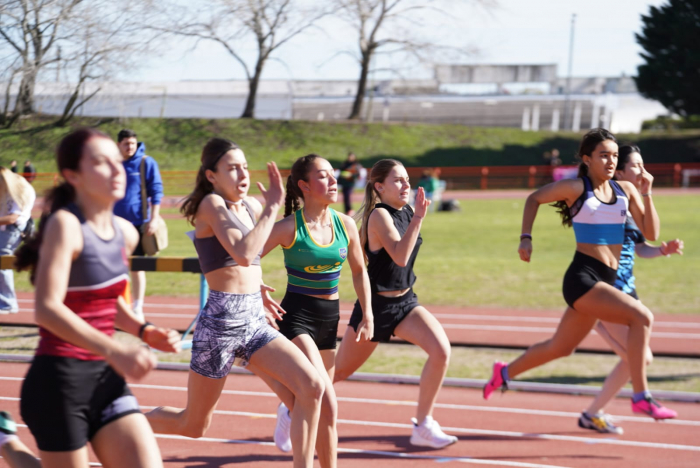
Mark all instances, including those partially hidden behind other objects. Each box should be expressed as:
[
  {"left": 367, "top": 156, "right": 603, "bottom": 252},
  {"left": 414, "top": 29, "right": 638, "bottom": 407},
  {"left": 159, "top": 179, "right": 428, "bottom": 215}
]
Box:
[
  {"left": 304, "top": 262, "right": 341, "bottom": 273},
  {"left": 339, "top": 247, "right": 347, "bottom": 260}
]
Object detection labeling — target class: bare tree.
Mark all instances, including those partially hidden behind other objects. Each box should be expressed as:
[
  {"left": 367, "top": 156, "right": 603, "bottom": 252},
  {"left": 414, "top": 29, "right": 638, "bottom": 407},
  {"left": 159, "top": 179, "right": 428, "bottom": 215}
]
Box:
[
  {"left": 157, "top": 0, "right": 330, "bottom": 119},
  {"left": 53, "top": 0, "right": 158, "bottom": 125},
  {"left": 334, "top": 0, "right": 494, "bottom": 120},
  {"left": 0, "top": 54, "right": 22, "bottom": 126},
  {"left": 0, "top": 0, "right": 83, "bottom": 126}
]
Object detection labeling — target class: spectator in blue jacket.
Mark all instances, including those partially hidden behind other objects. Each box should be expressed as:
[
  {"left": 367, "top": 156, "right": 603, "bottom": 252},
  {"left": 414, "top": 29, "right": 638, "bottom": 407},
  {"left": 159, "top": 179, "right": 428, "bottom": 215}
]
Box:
[{"left": 114, "top": 129, "right": 164, "bottom": 319}]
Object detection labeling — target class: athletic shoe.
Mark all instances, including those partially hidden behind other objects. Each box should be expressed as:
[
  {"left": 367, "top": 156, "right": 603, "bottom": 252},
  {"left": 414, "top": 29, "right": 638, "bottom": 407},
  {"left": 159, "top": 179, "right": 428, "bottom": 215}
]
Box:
[
  {"left": 631, "top": 397, "right": 677, "bottom": 420},
  {"left": 410, "top": 416, "right": 458, "bottom": 449},
  {"left": 578, "top": 411, "right": 623, "bottom": 435},
  {"left": 273, "top": 402, "right": 292, "bottom": 452},
  {"left": 0, "top": 411, "right": 16, "bottom": 435},
  {"left": 483, "top": 361, "right": 508, "bottom": 400}
]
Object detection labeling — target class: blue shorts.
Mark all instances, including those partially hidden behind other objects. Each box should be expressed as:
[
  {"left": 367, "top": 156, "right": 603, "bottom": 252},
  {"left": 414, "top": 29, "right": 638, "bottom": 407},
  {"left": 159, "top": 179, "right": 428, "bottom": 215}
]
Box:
[{"left": 190, "top": 290, "right": 280, "bottom": 379}]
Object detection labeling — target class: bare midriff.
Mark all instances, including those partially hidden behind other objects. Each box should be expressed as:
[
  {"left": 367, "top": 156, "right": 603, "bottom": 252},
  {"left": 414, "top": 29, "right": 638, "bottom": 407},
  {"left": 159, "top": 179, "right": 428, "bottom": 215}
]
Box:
[
  {"left": 575, "top": 243, "right": 623, "bottom": 270},
  {"left": 204, "top": 264, "right": 263, "bottom": 294}
]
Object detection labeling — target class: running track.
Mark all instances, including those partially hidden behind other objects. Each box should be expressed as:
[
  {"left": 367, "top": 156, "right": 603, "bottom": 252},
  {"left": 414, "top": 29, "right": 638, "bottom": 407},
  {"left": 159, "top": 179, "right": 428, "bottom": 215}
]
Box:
[
  {"left": 3, "top": 294, "right": 700, "bottom": 357},
  {"left": 0, "top": 362, "right": 698, "bottom": 468}
]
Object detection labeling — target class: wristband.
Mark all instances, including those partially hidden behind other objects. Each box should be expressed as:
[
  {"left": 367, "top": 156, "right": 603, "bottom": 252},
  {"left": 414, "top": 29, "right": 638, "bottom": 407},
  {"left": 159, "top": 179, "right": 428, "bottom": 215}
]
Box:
[
  {"left": 641, "top": 192, "right": 651, "bottom": 197},
  {"left": 413, "top": 213, "right": 423, "bottom": 220},
  {"left": 520, "top": 234, "right": 532, "bottom": 241},
  {"left": 138, "top": 322, "right": 154, "bottom": 341}
]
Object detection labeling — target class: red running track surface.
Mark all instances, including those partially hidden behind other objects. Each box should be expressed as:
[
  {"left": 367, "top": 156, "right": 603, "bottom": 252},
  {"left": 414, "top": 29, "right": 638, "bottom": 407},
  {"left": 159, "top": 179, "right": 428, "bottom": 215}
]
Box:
[
  {"left": 4, "top": 293, "right": 700, "bottom": 357},
  {"left": 0, "top": 362, "right": 698, "bottom": 467}
]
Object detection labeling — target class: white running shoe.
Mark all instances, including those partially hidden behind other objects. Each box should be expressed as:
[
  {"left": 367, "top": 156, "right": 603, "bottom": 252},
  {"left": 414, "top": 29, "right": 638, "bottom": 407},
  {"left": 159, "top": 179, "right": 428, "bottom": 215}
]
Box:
[
  {"left": 274, "top": 402, "right": 292, "bottom": 453},
  {"left": 409, "top": 416, "right": 458, "bottom": 449}
]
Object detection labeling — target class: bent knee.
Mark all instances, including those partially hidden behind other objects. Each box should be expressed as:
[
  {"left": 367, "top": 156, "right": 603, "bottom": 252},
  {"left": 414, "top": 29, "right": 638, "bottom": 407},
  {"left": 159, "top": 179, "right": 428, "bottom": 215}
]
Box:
[
  {"left": 296, "top": 373, "right": 325, "bottom": 404},
  {"left": 633, "top": 305, "right": 653, "bottom": 328},
  {"left": 333, "top": 366, "right": 351, "bottom": 383},
  {"left": 430, "top": 342, "right": 451, "bottom": 366}
]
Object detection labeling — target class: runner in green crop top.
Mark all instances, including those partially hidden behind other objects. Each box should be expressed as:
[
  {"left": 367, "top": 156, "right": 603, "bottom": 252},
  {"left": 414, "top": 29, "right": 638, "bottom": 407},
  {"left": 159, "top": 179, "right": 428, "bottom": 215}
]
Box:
[{"left": 247, "top": 154, "right": 373, "bottom": 468}]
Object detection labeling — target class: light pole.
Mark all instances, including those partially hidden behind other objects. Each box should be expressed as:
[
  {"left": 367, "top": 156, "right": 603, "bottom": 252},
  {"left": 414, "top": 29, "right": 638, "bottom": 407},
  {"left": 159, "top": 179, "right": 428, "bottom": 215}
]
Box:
[{"left": 563, "top": 13, "right": 576, "bottom": 131}]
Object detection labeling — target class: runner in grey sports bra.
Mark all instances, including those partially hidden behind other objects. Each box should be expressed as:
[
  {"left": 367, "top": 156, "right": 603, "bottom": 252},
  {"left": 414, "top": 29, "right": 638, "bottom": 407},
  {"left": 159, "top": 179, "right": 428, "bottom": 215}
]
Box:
[{"left": 193, "top": 198, "right": 262, "bottom": 274}]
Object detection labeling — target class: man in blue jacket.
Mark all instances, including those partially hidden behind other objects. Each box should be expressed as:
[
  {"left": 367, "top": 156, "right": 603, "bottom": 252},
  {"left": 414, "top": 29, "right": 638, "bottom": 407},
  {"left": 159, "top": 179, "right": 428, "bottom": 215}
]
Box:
[{"left": 114, "top": 129, "right": 164, "bottom": 319}]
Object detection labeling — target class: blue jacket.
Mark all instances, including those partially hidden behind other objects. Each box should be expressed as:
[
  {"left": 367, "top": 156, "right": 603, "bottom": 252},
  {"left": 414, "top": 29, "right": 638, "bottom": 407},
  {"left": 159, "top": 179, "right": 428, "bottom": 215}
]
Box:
[{"left": 114, "top": 142, "right": 163, "bottom": 226}]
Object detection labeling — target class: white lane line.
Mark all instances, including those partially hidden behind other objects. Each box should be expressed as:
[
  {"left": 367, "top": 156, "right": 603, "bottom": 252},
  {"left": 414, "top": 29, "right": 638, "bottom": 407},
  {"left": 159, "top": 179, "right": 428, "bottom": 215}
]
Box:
[
  {"left": 440, "top": 324, "right": 700, "bottom": 339},
  {"left": 139, "top": 406, "right": 700, "bottom": 453},
  {"left": 1, "top": 380, "right": 698, "bottom": 427},
  {"left": 153, "top": 433, "right": 572, "bottom": 468}
]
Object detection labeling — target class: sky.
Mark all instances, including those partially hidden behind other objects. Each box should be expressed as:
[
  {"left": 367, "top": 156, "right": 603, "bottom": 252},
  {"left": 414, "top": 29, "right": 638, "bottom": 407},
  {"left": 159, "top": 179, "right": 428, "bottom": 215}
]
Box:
[{"left": 131, "top": 0, "right": 667, "bottom": 83}]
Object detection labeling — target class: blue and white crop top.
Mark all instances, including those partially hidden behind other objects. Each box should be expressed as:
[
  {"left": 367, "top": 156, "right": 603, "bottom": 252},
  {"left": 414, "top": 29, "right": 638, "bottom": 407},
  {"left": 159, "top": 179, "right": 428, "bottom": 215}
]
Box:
[{"left": 570, "top": 176, "right": 628, "bottom": 245}]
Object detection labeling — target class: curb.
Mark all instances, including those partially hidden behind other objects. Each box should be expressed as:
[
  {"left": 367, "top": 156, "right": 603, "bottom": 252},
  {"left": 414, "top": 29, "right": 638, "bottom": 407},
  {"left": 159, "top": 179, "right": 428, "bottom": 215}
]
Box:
[{"left": 1, "top": 353, "right": 698, "bottom": 403}]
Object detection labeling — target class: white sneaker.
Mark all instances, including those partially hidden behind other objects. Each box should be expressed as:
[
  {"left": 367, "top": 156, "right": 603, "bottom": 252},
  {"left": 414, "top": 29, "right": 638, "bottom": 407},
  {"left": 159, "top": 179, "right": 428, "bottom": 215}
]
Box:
[
  {"left": 410, "top": 416, "right": 458, "bottom": 449},
  {"left": 274, "top": 402, "right": 292, "bottom": 452}
]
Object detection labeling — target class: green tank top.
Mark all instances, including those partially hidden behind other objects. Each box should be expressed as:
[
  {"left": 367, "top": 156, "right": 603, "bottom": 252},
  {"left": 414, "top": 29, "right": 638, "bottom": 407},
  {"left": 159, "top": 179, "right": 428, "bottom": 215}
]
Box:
[{"left": 283, "top": 208, "right": 350, "bottom": 295}]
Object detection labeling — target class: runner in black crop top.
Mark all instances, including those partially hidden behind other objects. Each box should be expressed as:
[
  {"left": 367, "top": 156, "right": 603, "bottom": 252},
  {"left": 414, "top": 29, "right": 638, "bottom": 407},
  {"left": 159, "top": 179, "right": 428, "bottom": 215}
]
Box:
[
  {"left": 336, "top": 160, "right": 457, "bottom": 449},
  {"left": 365, "top": 203, "right": 422, "bottom": 292}
]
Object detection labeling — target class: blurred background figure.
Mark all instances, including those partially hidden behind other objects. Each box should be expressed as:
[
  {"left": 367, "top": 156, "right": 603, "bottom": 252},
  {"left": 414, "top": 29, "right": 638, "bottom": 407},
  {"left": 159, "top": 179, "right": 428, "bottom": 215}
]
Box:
[
  {"left": 337, "top": 152, "right": 363, "bottom": 215},
  {"left": 0, "top": 167, "right": 36, "bottom": 313},
  {"left": 113, "top": 129, "right": 164, "bottom": 320},
  {"left": 8, "top": 162, "right": 17, "bottom": 174},
  {"left": 22, "top": 161, "right": 36, "bottom": 183},
  {"left": 416, "top": 168, "right": 444, "bottom": 211}
]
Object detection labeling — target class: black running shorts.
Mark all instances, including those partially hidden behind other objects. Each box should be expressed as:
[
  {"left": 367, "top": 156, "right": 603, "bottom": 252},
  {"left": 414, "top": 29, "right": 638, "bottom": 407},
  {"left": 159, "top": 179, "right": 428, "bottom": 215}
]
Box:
[
  {"left": 20, "top": 355, "right": 141, "bottom": 452},
  {"left": 349, "top": 289, "right": 420, "bottom": 343},
  {"left": 277, "top": 292, "right": 339, "bottom": 350},
  {"left": 562, "top": 251, "right": 618, "bottom": 309}
]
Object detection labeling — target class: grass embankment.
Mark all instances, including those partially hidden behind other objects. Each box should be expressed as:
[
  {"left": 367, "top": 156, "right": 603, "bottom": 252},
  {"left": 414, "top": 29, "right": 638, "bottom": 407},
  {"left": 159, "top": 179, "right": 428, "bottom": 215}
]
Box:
[
  {"left": 14, "top": 194, "right": 698, "bottom": 314},
  {"left": 1, "top": 117, "right": 699, "bottom": 172}
]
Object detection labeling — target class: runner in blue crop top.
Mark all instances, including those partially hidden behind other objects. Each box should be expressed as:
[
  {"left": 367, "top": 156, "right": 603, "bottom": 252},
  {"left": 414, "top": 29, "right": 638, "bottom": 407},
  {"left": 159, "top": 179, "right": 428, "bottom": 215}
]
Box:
[
  {"left": 577, "top": 146, "right": 684, "bottom": 434},
  {"left": 254, "top": 154, "right": 373, "bottom": 466},
  {"left": 483, "top": 128, "right": 677, "bottom": 421}
]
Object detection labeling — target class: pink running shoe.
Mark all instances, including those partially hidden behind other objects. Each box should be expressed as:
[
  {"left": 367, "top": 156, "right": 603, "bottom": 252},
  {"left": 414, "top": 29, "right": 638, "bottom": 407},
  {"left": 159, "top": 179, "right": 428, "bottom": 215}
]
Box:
[
  {"left": 483, "top": 361, "right": 508, "bottom": 400},
  {"left": 631, "top": 397, "right": 677, "bottom": 420}
]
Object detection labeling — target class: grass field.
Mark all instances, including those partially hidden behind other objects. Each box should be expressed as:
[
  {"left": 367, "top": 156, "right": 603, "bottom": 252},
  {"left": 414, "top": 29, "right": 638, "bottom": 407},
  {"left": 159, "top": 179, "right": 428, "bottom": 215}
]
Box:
[
  {"left": 1, "top": 117, "right": 699, "bottom": 172},
  {"left": 14, "top": 193, "right": 697, "bottom": 314}
]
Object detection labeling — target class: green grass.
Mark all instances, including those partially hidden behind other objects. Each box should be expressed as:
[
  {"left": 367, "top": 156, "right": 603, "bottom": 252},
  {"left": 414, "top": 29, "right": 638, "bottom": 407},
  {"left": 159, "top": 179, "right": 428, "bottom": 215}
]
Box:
[
  {"left": 14, "top": 194, "right": 697, "bottom": 314},
  {"left": 1, "top": 117, "right": 699, "bottom": 173}
]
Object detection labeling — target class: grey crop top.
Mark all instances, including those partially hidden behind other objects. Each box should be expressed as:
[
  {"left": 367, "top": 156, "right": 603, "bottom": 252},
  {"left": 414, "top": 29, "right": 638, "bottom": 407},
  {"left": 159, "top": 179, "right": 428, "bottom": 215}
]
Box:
[{"left": 193, "top": 198, "right": 262, "bottom": 274}]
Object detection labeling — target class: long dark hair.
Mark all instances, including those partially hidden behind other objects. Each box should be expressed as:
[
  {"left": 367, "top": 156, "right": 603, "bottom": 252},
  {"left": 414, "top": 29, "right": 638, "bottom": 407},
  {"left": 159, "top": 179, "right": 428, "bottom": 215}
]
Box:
[
  {"left": 180, "top": 138, "right": 240, "bottom": 225},
  {"left": 15, "top": 128, "right": 111, "bottom": 283},
  {"left": 552, "top": 128, "right": 617, "bottom": 227},
  {"left": 357, "top": 159, "right": 402, "bottom": 256},
  {"left": 284, "top": 154, "right": 321, "bottom": 217}
]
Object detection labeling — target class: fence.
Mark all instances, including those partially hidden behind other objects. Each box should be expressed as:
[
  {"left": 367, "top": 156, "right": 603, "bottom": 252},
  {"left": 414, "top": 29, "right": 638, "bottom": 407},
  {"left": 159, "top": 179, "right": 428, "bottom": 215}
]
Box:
[{"left": 25, "top": 162, "right": 700, "bottom": 198}]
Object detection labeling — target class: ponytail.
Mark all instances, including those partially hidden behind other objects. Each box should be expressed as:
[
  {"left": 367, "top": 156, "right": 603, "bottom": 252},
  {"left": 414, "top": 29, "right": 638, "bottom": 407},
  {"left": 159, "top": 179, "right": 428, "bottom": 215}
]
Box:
[
  {"left": 284, "top": 175, "right": 302, "bottom": 217},
  {"left": 551, "top": 128, "right": 615, "bottom": 227},
  {"left": 181, "top": 166, "right": 214, "bottom": 225},
  {"left": 284, "top": 154, "right": 320, "bottom": 217},
  {"left": 15, "top": 182, "right": 76, "bottom": 283},
  {"left": 357, "top": 159, "right": 402, "bottom": 260},
  {"left": 15, "top": 127, "right": 108, "bottom": 283}
]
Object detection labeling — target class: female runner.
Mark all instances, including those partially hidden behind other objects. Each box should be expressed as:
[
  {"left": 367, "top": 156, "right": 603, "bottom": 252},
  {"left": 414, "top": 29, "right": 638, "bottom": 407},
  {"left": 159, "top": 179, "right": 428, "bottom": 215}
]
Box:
[
  {"left": 145, "top": 138, "right": 324, "bottom": 468},
  {"left": 334, "top": 159, "right": 457, "bottom": 448},
  {"left": 483, "top": 128, "right": 676, "bottom": 419},
  {"left": 13, "top": 128, "right": 180, "bottom": 468},
  {"left": 578, "top": 145, "right": 681, "bottom": 434},
  {"left": 251, "top": 154, "right": 373, "bottom": 468}
]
